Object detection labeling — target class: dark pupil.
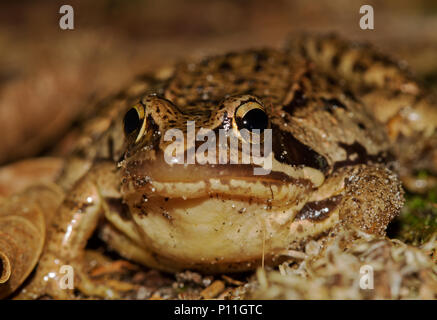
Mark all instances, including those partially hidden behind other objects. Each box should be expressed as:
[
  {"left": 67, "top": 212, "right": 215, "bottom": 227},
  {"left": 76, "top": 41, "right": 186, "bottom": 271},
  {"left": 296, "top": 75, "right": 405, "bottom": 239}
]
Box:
[
  {"left": 239, "top": 109, "right": 268, "bottom": 132},
  {"left": 124, "top": 108, "right": 141, "bottom": 135}
]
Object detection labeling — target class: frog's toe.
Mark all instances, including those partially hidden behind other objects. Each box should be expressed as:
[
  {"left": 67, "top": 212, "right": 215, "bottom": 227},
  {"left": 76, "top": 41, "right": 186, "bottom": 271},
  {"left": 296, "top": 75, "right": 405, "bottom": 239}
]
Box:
[
  {"left": 15, "top": 253, "right": 126, "bottom": 300},
  {"left": 13, "top": 253, "right": 75, "bottom": 299},
  {"left": 77, "top": 275, "right": 138, "bottom": 299},
  {"left": 74, "top": 250, "right": 140, "bottom": 299}
]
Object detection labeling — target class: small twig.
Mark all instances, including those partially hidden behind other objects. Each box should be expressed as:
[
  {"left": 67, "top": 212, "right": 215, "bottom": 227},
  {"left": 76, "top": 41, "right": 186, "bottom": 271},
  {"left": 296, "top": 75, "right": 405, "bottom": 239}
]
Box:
[{"left": 200, "top": 280, "right": 225, "bottom": 299}]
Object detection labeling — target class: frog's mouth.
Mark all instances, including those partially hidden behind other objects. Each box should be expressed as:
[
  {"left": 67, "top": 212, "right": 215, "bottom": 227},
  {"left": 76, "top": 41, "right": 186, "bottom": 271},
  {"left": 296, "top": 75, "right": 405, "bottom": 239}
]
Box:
[
  {"left": 120, "top": 154, "right": 325, "bottom": 203},
  {"left": 116, "top": 154, "right": 339, "bottom": 273}
]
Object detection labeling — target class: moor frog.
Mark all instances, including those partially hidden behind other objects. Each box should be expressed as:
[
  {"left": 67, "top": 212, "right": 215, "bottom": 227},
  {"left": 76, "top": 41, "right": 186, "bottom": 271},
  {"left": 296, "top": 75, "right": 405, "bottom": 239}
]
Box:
[{"left": 1, "top": 34, "right": 437, "bottom": 299}]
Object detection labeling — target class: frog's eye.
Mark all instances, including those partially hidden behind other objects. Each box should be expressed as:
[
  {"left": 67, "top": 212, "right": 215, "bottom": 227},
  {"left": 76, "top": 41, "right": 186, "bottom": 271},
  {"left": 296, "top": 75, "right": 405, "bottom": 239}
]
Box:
[
  {"left": 123, "top": 104, "right": 146, "bottom": 143},
  {"left": 234, "top": 101, "right": 269, "bottom": 133}
]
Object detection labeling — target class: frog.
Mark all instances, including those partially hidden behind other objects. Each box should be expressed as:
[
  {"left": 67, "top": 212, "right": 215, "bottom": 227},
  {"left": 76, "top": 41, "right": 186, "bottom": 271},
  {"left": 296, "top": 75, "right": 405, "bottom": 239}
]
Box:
[{"left": 1, "top": 34, "right": 437, "bottom": 299}]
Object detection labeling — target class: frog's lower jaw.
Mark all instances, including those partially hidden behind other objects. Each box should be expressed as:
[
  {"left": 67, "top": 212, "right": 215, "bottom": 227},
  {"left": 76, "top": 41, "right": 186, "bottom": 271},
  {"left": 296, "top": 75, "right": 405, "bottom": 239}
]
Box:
[
  {"left": 106, "top": 194, "right": 341, "bottom": 273},
  {"left": 108, "top": 180, "right": 340, "bottom": 273}
]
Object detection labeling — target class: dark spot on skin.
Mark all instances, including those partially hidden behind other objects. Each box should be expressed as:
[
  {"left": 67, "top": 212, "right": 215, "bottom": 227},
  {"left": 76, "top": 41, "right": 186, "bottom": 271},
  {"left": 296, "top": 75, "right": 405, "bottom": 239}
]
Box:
[
  {"left": 321, "top": 98, "right": 347, "bottom": 114},
  {"left": 106, "top": 197, "right": 131, "bottom": 221},
  {"left": 332, "top": 54, "right": 340, "bottom": 68},
  {"left": 234, "top": 78, "right": 245, "bottom": 85},
  {"left": 326, "top": 76, "right": 338, "bottom": 86},
  {"left": 372, "top": 52, "right": 396, "bottom": 67},
  {"left": 271, "top": 123, "right": 329, "bottom": 174},
  {"left": 297, "top": 224, "right": 304, "bottom": 233},
  {"left": 353, "top": 62, "right": 367, "bottom": 73},
  {"left": 136, "top": 205, "right": 148, "bottom": 217},
  {"left": 254, "top": 64, "right": 263, "bottom": 72},
  {"left": 224, "top": 52, "right": 238, "bottom": 60},
  {"left": 162, "top": 210, "right": 173, "bottom": 223},
  {"left": 253, "top": 50, "right": 268, "bottom": 63},
  {"left": 219, "top": 61, "right": 232, "bottom": 71},
  {"left": 333, "top": 142, "right": 393, "bottom": 169},
  {"left": 295, "top": 195, "right": 342, "bottom": 222},
  {"left": 244, "top": 88, "right": 255, "bottom": 95},
  {"left": 283, "top": 90, "right": 307, "bottom": 116},
  {"left": 358, "top": 122, "right": 366, "bottom": 130},
  {"left": 303, "top": 70, "right": 313, "bottom": 81},
  {"left": 391, "top": 90, "right": 404, "bottom": 99},
  {"left": 344, "top": 89, "right": 359, "bottom": 103}
]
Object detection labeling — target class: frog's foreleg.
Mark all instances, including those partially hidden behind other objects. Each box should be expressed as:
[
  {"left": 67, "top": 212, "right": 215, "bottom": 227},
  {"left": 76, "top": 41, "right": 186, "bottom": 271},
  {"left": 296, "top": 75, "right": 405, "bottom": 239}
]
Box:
[
  {"left": 98, "top": 222, "right": 181, "bottom": 273},
  {"left": 337, "top": 165, "right": 404, "bottom": 235},
  {"left": 0, "top": 185, "right": 63, "bottom": 299},
  {"left": 301, "top": 164, "right": 404, "bottom": 238},
  {"left": 290, "top": 34, "right": 437, "bottom": 192},
  {"left": 16, "top": 161, "right": 122, "bottom": 299}
]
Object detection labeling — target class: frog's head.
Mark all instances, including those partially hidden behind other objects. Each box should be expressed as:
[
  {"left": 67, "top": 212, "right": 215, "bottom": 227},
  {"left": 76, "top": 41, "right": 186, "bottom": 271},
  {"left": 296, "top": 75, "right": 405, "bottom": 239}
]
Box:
[
  {"left": 118, "top": 94, "right": 332, "bottom": 272},
  {"left": 117, "top": 50, "right": 336, "bottom": 272},
  {"left": 121, "top": 93, "right": 327, "bottom": 195}
]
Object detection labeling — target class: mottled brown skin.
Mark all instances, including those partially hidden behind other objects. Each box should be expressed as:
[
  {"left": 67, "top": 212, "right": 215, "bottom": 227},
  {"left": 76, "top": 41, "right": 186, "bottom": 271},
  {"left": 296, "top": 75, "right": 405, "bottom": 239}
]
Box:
[
  {"left": 1, "top": 34, "right": 436, "bottom": 299},
  {"left": 288, "top": 35, "right": 437, "bottom": 191}
]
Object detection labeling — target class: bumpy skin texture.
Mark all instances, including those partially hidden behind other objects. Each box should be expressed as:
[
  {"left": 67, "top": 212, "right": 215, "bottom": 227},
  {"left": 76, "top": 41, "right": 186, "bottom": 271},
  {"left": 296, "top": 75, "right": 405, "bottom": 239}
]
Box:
[
  {"left": 338, "top": 165, "right": 403, "bottom": 235},
  {"left": 2, "top": 34, "right": 436, "bottom": 299}
]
